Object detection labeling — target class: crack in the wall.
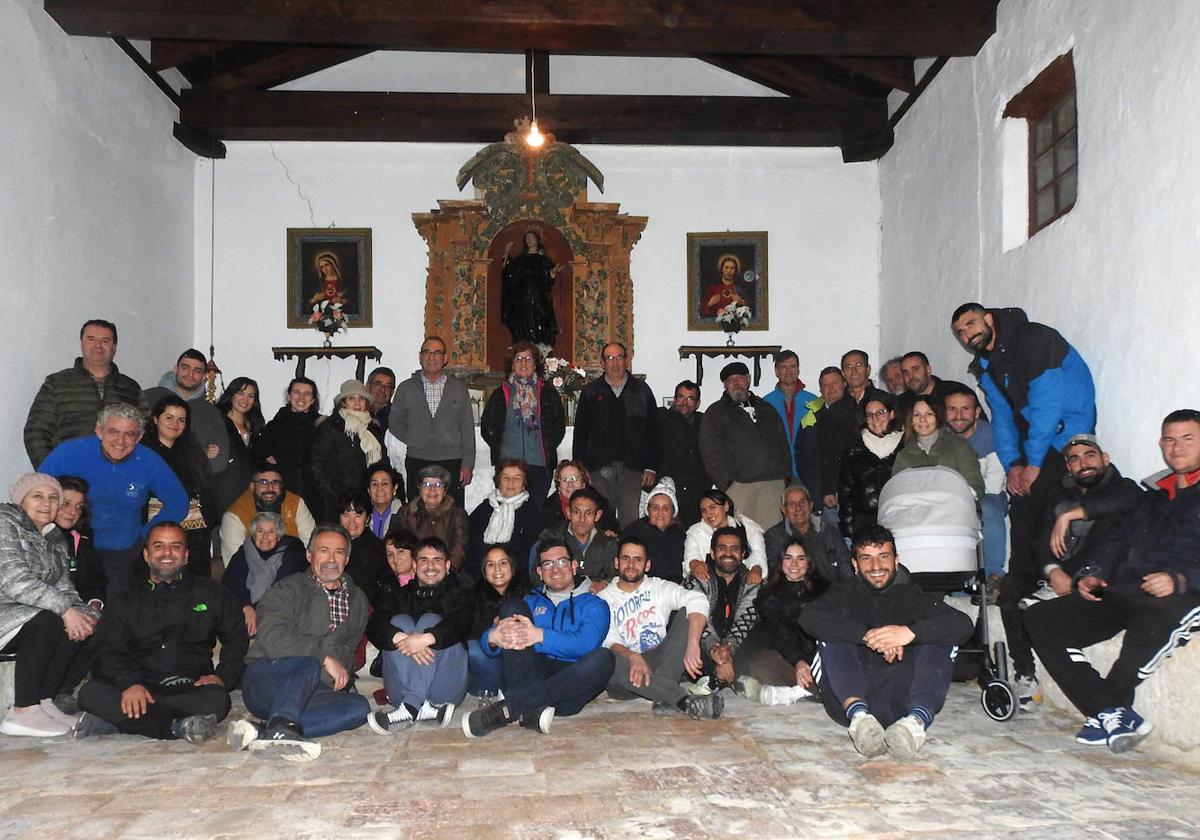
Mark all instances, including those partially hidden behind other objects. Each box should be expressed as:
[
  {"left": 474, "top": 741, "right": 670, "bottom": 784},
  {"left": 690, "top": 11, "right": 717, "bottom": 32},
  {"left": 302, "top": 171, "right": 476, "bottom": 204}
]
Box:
[{"left": 268, "top": 142, "right": 317, "bottom": 227}]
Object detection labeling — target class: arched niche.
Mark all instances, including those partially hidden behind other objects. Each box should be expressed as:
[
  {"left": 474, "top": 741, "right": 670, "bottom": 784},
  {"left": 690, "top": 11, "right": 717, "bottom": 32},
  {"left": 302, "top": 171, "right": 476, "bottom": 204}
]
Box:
[{"left": 413, "top": 128, "right": 646, "bottom": 373}]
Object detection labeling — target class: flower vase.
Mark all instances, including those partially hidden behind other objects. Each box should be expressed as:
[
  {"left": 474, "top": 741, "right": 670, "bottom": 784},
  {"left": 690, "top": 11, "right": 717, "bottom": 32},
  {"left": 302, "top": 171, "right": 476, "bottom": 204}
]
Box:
[
  {"left": 725, "top": 330, "right": 738, "bottom": 347},
  {"left": 322, "top": 334, "right": 333, "bottom": 348}
]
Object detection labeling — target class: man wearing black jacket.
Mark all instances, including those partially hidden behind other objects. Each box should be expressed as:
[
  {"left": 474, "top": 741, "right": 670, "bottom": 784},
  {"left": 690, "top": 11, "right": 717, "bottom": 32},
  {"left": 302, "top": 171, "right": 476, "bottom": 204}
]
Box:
[
  {"left": 366, "top": 537, "right": 472, "bottom": 734},
  {"left": 75, "top": 522, "right": 248, "bottom": 742},
  {"left": 800, "top": 525, "right": 973, "bottom": 760}
]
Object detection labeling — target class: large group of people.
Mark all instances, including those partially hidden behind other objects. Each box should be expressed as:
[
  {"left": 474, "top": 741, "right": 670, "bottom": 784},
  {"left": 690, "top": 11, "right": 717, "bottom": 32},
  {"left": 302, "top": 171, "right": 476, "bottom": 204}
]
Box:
[{"left": 1, "top": 307, "right": 1197, "bottom": 765}]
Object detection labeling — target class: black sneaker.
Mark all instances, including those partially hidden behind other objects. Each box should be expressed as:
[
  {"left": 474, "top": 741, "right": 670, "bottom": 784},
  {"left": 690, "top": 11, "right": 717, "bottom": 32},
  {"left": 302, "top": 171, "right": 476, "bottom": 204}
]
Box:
[
  {"left": 72, "top": 712, "right": 119, "bottom": 739},
  {"left": 248, "top": 719, "right": 321, "bottom": 762},
  {"left": 367, "top": 705, "right": 415, "bottom": 735},
  {"left": 684, "top": 693, "right": 724, "bottom": 720},
  {"left": 461, "top": 700, "right": 512, "bottom": 739},
  {"left": 518, "top": 706, "right": 555, "bottom": 734},
  {"left": 172, "top": 713, "right": 219, "bottom": 744}
]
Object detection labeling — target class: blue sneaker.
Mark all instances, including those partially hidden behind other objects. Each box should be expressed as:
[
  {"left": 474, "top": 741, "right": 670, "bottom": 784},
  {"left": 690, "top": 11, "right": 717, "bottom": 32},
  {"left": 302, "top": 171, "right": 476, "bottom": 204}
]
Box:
[
  {"left": 1098, "top": 706, "right": 1154, "bottom": 754},
  {"left": 1074, "top": 716, "right": 1107, "bottom": 746}
]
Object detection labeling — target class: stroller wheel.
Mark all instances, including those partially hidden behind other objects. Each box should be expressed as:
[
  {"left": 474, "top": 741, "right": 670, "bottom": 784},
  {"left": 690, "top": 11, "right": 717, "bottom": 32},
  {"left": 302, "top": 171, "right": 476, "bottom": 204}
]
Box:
[{"left": 981, "top": 679, "right": 1017, "bottom": 722}]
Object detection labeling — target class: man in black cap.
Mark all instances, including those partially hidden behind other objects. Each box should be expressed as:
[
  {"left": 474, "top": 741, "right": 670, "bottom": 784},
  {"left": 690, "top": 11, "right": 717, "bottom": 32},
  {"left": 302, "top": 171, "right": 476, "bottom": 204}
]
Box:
[{"left": 698, "top": 362, "right": 792, "bottom": 529}]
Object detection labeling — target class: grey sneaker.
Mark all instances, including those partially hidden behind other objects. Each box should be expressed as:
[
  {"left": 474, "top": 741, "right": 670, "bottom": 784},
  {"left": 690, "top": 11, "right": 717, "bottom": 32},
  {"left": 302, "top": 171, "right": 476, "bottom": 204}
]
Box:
[
  {"left": 367, "top": 705, "right": 416, "bottom": 735},
  {"left": 683, "top": 693, "right": 724, "bottom": 720},
  {"left": 884, "top": 715, "right": 927, "bottom": 760},
  {"left": 1015, "top": 675, "right": 1043, "bottom": 710},
  {"left": 652, "top": 702, "right": 679, "bottom": 717},
  {"left": 172, "top": 713, "right": 219, "bottom": 744},
  {"left": 71, "top": 711, "right": 119, "bottom": 739},
  {"left": 847, "top": 711, "right": 886, "bottom": 758}
]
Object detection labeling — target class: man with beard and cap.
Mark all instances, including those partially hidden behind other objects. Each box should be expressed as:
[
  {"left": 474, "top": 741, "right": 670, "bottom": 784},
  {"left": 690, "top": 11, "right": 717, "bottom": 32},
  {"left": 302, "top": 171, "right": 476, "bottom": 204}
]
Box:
[
  {"left": 1001, "top": 434, "right": 1142, "bottom": 710},
  {"left": 230, "top": 524, "right": 370, "bottom": 761},
  {"left": 801, "top": 525, "right": 973, "bottom": 760},
  {"left": 74, "top": 522, "right": 247, "bottom": 743},
  {"left": 142, "top": 349, "right": 228, "bottom": 476},
  {"left": 698, "top": 362, "right": 792, "bottom": 529},
  {"left": 462, "top": 538, "right": 614, "bottom": 738},
  {"left": 599, "top": 535, "right": 721, "bottom": 719},
  {"left": 219, "top": 463, "right": 315, "bottom": 567},
  {"left": 1024, "top": 410, "right": 1200, "bottom": 753}
]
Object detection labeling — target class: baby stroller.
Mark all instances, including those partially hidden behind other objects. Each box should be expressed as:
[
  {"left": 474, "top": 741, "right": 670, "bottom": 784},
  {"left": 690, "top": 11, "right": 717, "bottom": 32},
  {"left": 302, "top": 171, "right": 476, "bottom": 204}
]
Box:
[{"left": 877, "top": 466, "right": 1017, "bottom": 722}]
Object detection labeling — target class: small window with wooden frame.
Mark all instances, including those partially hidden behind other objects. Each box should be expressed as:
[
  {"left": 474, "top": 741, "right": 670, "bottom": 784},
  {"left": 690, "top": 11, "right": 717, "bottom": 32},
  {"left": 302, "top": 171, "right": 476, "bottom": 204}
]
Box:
[{"left": 1004, "top": 51, "right": 1077, "bottom": 236}]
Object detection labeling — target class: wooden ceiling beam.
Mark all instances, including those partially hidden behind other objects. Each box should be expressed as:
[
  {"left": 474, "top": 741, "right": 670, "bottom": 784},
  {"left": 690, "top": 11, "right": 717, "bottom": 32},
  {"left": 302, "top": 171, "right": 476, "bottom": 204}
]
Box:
[
  {"left": 825, "top": 57, "right": 916, "bottom": 92},
  {"left": 149, "top": 39, "right": 228, "bottom": 71},
  {"left": 47, "top": 0, "right": 998, "bottom": 58},
  {"left": 197, "top": 47, "right": 375, "bottom": 92},
  {"left": 177, "top": 90, "right": 888, "bottom": 148},
  {"left": 703, "top": 56, "right": 884, "bottom": 102}
]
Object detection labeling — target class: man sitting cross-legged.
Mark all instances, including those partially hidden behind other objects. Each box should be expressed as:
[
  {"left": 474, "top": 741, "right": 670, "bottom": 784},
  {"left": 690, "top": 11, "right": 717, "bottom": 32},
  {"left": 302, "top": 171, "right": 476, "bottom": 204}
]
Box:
[
  {"left": 1024, "top": 409, "right": 1200, "bottom": 753},
  {"left": 599, "top": 535, "right": 722, "bottom": 720},
  {"left": 800, "top": 525, "right": 973, "bottom": 760},
  {"left": 230, "top": 524, "right": 370, "bottom": 761},
  {"left": 462, "top": 538, "right": 615, "bottom": 738},
  {"left": 75, "top": 522, "right": 247, "bottom": 743},
  {"left": 366, "top": 537, "right": 472, "bottom": 734}
]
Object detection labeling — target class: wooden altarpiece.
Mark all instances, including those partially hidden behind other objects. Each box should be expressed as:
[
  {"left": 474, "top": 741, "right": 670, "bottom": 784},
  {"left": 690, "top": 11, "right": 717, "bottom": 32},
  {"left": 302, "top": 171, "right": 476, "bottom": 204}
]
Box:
[{"left": 413, "top": 126, "right": 647, "bottom": 373}]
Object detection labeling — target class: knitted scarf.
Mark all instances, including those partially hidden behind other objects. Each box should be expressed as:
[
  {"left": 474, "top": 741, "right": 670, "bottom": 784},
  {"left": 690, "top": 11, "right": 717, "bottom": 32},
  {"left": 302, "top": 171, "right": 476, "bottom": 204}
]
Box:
[
  {"left": 862, "top": 429, "right": 903, "bottom": 459},
  {"left": 242, "top": 536, "right": 286, "bottom": 604},
  {"left": 339, "top": 407, "right": 382, "bottom": 464},
  {"left": 482, "top": 488, "right": 531, "bottom": 544},
  {"left": 509, "top": 374, "right": 540, "bottom": 430}
]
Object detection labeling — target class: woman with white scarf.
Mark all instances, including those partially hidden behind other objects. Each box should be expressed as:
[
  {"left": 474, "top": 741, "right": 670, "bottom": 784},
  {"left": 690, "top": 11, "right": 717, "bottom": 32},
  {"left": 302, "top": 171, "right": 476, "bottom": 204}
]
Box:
[
  {"left": 221, "top": 511, "right": 306, "bottom": 636},
  {"left": 837, "top": 395, "right": 904, "bottom": 541},
  {"left": 465, "top": 459, "right": 546, "bottom": 583},
  {"left": 307, "top": 379, "right": 384, "bottom": 523}
]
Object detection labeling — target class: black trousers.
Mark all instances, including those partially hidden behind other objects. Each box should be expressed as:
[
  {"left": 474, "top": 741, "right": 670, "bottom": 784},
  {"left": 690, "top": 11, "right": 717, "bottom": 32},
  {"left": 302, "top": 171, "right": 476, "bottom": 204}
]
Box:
[
  {"left": 1, "top": 610, "right": 85, "bottom": 707},
  {"left": 78, "top": 679, "right": 231, "bottom": 740},
  {"left": 813, "top": 641, "right": 955, "bottom": 729},
  {"left": 1025, "top": 588, "right": 1200, "bottom": 717},
  {"left": 999, "top": 449, "right": 1066, "bottom": 677},
  {"left": 405, "top": 456, "right": 465, "bottom": 508}
]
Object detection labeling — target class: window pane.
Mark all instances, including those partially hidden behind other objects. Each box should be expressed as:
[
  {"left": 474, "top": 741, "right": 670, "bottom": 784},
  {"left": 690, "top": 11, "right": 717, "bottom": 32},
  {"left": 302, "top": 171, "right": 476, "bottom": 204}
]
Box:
[
  {"left": 1057, "top": 92, "right": 1076, "bottom": 133},
  {"left": 1059, "top": 168, "right": 1078, "bottom": 208},
  {"left": 1056, "top": 131, "right": 1077, "bottom": 175},
  {"left": 1035, "top": 115, "right": 1054, "bottom": 154},
  {"left": 1036, "top": 186, "right": 1056, "bottom": 226},
  {"left": 1036, "top": 151, "right": 1055, "bottom": 189}
]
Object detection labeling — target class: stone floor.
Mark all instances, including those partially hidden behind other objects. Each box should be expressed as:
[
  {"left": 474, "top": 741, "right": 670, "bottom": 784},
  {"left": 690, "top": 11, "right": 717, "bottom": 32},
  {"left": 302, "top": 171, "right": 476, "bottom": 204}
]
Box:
[{"left": 1, "top": 679, "right": 1197, "bottom": 840}]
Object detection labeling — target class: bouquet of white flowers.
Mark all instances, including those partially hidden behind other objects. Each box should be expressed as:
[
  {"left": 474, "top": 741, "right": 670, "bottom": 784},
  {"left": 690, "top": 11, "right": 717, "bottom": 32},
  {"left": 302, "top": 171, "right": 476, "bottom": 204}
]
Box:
[{"left": 543, "top": 353, "right": 588, "bottom": 396}]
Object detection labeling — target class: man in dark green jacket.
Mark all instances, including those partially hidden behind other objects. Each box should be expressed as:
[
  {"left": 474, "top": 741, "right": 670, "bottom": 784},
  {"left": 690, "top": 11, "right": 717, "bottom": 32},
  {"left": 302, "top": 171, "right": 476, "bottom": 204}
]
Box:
[{"left": 24, "top": 319, "right": 143, "bottom": 468}]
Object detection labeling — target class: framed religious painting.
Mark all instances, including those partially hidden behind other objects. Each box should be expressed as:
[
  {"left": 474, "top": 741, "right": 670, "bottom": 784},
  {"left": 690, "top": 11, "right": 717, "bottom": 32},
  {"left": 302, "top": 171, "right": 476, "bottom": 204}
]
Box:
[
  {"left": 286, "top": 228, "right": 373, "bottom": 328},
  {"left": 686, "top": 231, "right": 768, "bottom": 331}
]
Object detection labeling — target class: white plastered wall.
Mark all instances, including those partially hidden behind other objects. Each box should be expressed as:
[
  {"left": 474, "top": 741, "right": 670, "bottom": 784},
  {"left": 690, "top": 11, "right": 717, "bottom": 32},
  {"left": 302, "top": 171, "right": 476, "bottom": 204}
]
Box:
[
  {"left": 197, "top": 143, "right": 880, "bottom": 417},
  {"left": 880, "top": 0, "right": 1200, "bottom": 478},
  {"left": 0, "top": 0, "right": 196, "bottom": 480}
]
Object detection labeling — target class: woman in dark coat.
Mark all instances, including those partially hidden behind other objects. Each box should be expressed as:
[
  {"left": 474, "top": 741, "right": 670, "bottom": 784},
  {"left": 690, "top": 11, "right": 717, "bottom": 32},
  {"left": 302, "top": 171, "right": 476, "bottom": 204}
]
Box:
[
  {"left": 466, "top": 459, "right": 544, "bottom": 583},
  {"left": 212, "top": 376, "right": 265, "bottom": 515},
  {"left": 143, "top": 394, "right": 217, "bottom": 578},
  {"left": 306, "top": 379, "right": 384, "bottom": 523},
  {"left": 838, "top": 395, "right": 903, "bottom": 541},
  {"left": 467, "top": 545, "right": 527, "bottom": 696},
  {"left": 751, "top": 538, "right": 828, "bottom": 705},
  {"left": 479, "top": 341, "right": 565, "bottom": 503},
  {"left": 256, "top": 377, "right": 322, "bottom": 503}
]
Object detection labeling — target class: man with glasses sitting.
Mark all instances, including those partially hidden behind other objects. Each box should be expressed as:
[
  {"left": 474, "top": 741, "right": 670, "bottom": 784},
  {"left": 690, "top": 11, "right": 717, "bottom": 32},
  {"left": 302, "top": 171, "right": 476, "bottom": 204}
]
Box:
[
  {"left": 390, "top": 335, "right": 476, "bottom": 506},
  {"left": 462, "top": 538, "right": 614, "bottom": 738},
  {"left": 218, "top": 463, "right": 315, "bottom": 567}
]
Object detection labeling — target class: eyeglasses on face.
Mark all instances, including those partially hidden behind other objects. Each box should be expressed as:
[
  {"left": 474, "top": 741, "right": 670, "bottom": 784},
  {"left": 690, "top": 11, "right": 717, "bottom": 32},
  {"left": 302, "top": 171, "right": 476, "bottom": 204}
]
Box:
[
  {"left": 420, "top": 349, "right": 446, "bottom": 356},
  {"left": 559, "top": 476, "right": 583, "bottom": 485},
  {"left": 539, "top": 556, "right": 572, "bottom": 569},
  {"left": 865, "top": 409, "right": 891, "bottom": 419},
  {"left": 255, "top": 479, "right": 283, "bottom": 488},
  {"left": 421, "top": 481, "right": 446, "bottom": 490}
]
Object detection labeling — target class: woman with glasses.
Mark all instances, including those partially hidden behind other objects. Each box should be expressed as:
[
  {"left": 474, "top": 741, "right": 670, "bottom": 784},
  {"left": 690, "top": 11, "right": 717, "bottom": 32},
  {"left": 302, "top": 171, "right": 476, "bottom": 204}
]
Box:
[
  {"left": 466, "top": 459, "right": 544, "bottom": 583},
  {"left": 891, "top": 395, "right": 985, "bottom": 501},
  {"left": 480, "top": 341, "right": 565, "bottom": 503},
  {"left": 837, "top": 396, "right": 903, "bottom": 541},
  {"left": 394, "top": 465, "right": 469, "bottom": 573},
  {"left": 539, "top": 459, "right": 620, "bottom": 536}
]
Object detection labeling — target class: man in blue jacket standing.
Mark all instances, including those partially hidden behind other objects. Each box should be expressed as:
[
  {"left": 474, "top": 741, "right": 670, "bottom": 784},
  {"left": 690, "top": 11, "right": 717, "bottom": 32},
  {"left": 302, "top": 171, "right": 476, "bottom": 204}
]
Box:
[
  {"left": 463, "top": 538, "right": 614, "bottom": 737},
  {"left": 762, "top": 350, "right": 822, "bottom": 499},
  {"left": 950, "top": 304, "right": 1095, "bottom": 671}
]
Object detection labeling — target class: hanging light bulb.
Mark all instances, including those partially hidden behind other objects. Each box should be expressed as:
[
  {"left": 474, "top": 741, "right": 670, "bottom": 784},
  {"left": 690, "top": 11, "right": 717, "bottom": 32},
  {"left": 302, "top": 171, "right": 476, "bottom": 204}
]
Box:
[{"left": 526, "top": 119, "right": 544, "bottom": 147}]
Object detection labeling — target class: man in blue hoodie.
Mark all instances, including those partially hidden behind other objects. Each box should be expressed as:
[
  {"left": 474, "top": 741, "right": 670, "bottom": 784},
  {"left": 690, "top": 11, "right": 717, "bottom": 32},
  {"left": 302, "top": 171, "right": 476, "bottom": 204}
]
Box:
[
  {"left": 463, "top": 538, "right": 614, "bottom": 737},
  {"left": 762, "top": 350, "right": 822, "bottom": 499}
]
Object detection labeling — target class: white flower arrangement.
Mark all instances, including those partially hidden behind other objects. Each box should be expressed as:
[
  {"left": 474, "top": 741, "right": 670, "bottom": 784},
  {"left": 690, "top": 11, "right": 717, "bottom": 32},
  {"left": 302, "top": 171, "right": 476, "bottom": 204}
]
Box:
[
  {"left": 715, "top": 303, "right": 752, "bottom": 332},
  {"left": 543, "top": 353, "right": 587, "bottom": 395}
]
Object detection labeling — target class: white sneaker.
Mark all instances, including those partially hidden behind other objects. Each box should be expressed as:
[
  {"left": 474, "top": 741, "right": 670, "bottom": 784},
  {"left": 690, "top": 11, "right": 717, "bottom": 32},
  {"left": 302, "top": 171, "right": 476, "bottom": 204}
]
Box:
[
  {"left": 0, "top": 705, "right": 70, "bottom": 737},
  {"left": 759, "top": 685, "right": 811, "bottom": 706},
  {"left": 415, "top": 701, "right": 439, "bottom": 722},
  {"left": 683, "top": 676, "right": 712, "bottom": 696},
  {"left": 847, "top": 711, "right": 886, "bottom": 758},
  {"left": 39, "top": 698, "right": 78, "bottom": 729},
  {"left": 884, "top": 715, "right": 927, "bottom": 760},
  {"left": 1015, "top": 675, "right": 1043, "bottom": 710},
  {"left": 226, "top": 719, "right": 260, "bottom": 751}
]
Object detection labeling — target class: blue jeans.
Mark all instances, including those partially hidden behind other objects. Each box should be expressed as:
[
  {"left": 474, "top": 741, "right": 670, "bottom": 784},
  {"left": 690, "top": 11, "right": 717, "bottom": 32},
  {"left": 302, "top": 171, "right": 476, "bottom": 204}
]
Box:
[
  {"left": 814, "top": 641, "right": 955, "bottom": 729},
  {"left": 468, "top": 638, "right": 504, "bottom": 694},
  {"left": 980, "top": 492, "right": 1009, "bottom": 577},
  {"left": 242, "top": 656, "right": 369, "bottom": 738},
  {"left": 381, "top": 613, "right": 468, "bottom": 709},
  {"left": 497, "top": 599, "right": 615, "bottom": 718}
]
